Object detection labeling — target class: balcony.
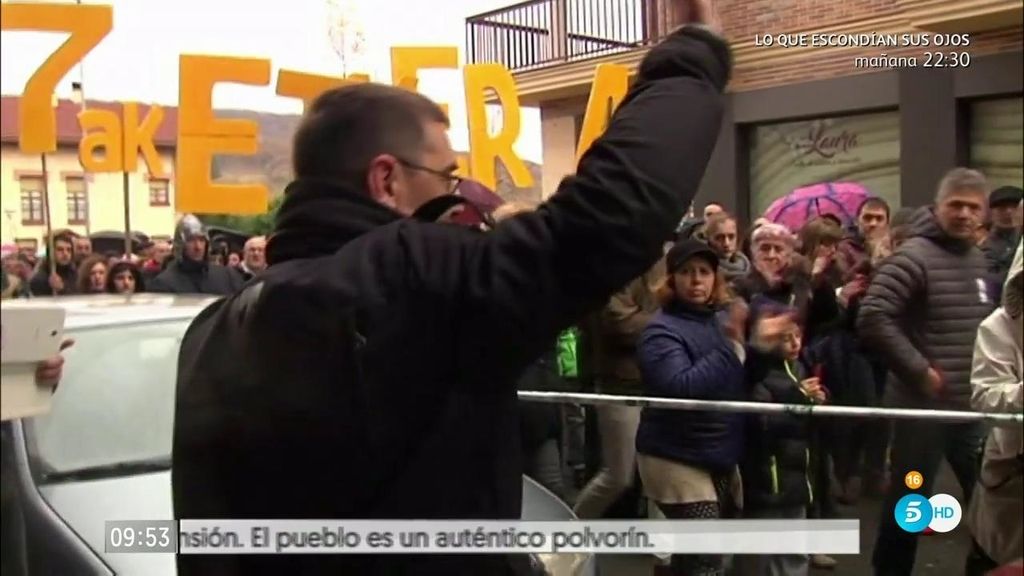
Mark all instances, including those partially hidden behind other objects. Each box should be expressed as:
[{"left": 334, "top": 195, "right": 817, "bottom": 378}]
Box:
[{"left": 466, "top": 0, "right": 673, "bottom": 72}]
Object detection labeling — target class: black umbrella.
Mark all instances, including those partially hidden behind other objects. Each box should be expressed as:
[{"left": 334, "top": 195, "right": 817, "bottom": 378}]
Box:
[
  {"left": 206, "top": 226, "right": 252, "bottom": 255},
  {"left": 89, "top": 230, "right": 150, "bottom": 255}
]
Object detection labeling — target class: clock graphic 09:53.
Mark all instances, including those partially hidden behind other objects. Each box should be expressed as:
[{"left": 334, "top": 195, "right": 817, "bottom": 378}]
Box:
[{"left": 105, "top": 520, "right": 178, "bottom": 553}]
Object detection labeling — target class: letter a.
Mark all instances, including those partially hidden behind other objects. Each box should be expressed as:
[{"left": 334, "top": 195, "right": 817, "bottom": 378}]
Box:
[
  {"left": 77, "top": 108, "right": 122, "bottom": 172},
  {"left": 576, "top": 64, "right": 629, "bottom": 162}
]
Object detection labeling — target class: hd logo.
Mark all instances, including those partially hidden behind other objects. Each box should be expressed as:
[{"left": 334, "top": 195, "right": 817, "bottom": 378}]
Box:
[{"left": 894, "top": 493, "right": 962, "bottom": 533}]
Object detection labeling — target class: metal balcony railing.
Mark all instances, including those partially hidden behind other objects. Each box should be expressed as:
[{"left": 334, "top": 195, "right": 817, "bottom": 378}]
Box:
[{"left": 466, "top": 0, "right": 673, "bottom": 72}]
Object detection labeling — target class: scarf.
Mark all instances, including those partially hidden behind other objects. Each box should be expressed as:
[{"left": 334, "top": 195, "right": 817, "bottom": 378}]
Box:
[
  {"left": 267, "top": 179, "right": 402, "bottom": 265},
  {"left": 719, "top": 251, "right": 751, "bottom": 281}
]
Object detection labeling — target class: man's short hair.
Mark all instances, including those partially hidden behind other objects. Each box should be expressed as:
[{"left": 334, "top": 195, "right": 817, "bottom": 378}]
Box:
[
  {"left": 292, "top": 84, "right": 449, "bottom": 188},
  {"left": 51, "top": 231, "right": 75, "bottom": 247},
  {"left": 935, "top": 167, "right": 989, "bottom": 203},
  {"left": 857, "top": 197, "right": 891, "bottom": 220},
  {"left": 704, "top": 212, "right": 736, "bottom": 238},
  {"left": 244, "top": 236, "right": 266, "bottom": 248}
]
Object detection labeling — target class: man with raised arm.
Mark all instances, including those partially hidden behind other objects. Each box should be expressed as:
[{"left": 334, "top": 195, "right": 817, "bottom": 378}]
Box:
[{"left": 173, "top": 1, "right": 731, "bottom": 574}]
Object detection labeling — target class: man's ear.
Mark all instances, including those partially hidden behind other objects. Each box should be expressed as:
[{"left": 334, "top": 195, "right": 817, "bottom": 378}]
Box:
[{"left": 366, "top": 155, "right": 397, "bottom": 206}]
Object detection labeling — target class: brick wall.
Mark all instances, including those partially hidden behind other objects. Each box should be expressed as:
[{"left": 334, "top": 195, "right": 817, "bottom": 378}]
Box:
[{"left": 719, "top": 0, "right": 900, "bottom": 42}]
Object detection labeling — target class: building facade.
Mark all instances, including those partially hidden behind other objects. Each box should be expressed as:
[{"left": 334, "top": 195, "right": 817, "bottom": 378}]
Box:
[
  {"left": 0, "top": 97, "right": 178, "bottom": 252},
  {"left": 467, "top": 0, "right": 1024, "bottom": 222}
]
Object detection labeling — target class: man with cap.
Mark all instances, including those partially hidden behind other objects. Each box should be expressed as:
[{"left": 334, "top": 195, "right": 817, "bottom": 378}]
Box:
[
  {"left": 983, "top": 185, "right": 1023, "bottom": 288},
  {"left": 148, "top": 214, "right": 244, "bottom": 295}
]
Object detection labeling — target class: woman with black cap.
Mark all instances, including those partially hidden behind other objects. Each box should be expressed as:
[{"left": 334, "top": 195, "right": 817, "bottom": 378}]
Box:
[{"left": 635, "top": 239, "right": 748, "bottom": 576}]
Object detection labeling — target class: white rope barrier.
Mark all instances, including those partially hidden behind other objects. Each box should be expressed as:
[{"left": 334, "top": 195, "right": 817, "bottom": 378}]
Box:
[{"left": 517, "top": 391, "right": 1024, "bottom": 424}]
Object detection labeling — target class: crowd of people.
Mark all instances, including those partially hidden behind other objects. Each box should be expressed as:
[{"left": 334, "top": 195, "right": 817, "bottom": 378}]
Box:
[
  {"left": 568, "top": 172, "right": 1022, "bottom": 576},
  {"left": 0, "top": 224, "right": 268, "bottom": 299}
]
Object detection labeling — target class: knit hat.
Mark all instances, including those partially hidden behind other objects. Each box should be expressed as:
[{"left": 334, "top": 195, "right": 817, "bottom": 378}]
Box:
[{"left": 751, "top": 222, "right": 796, "bottom": 248}]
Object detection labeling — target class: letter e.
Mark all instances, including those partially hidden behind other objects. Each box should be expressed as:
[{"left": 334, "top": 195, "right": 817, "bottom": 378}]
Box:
[{"left": 177, "top": 55, "right": 271, "bottom": 214}]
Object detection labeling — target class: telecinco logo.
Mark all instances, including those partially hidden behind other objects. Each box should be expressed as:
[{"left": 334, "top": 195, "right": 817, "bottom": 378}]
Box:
[
  {"left": 894, "top": 493, "right": 962, "bottom": 533},
  {"left": 894, "top": 471, "right": 961, "bottom": 533}
]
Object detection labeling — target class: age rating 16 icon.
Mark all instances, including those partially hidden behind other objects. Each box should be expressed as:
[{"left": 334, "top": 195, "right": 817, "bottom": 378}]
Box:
[
  {"left": 904, "top": 470, "right": 924, "bottom": 490},
  {"left": 895, "top": 493, "right": 962, "bottom": 533}
]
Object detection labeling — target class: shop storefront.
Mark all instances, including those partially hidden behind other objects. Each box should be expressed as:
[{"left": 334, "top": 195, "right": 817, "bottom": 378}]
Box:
[
  {"left": 970, "top": 97, "right": 1024, "bottom": 189},
  {"left": 749, "top": 111, "right": 901, "bottom": 218},
  {"left": 689, "top": 50, "right": 1024, "bottom": 221}
]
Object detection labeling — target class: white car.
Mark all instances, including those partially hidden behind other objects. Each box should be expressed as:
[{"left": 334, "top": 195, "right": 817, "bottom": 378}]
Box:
[{"left": 3, "top": 294, "right": 594, "bottom": 575}]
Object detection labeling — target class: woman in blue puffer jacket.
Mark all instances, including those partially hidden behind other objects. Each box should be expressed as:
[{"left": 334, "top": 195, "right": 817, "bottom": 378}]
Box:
[{"left": 635, "top": 239, "right": 749, "bottom": 576}]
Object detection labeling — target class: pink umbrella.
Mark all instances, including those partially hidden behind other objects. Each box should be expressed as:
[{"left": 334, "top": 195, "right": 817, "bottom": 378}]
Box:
[
  {"left": 764, "top": 182, "right": 873, "bottom": 232},
  {"left": 456, "top": 179, "right": 505, "bottom": 213}
]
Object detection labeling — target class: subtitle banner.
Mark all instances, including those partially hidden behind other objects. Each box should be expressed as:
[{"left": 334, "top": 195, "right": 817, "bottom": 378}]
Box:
[{"left": 106, "top": 520, "right": 860, "bottom": 555}]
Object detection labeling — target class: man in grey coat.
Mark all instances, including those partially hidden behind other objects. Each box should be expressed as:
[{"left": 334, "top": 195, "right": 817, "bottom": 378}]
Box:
[{"left": 858, "top": 167, "right": 996, "bottom": 576}]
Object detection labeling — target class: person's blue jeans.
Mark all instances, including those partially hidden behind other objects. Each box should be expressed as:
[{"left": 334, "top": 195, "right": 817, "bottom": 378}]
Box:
[{"left": 872, "top": 419, "right": 984, "bottom": 576}]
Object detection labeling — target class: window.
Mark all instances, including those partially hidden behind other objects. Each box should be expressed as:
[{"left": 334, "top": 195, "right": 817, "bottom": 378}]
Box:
[
  {"left": 19, "top": 177, "right": 45, "bottom": 225},
  {"left": 749, "top": 110, "right": 901, "bottom": 220},
  {"left": 25, "top": 319, "right": 188, "bottom": 475},
  {"left": 149, "top": 179, "right": 170, "bottom": 207},
  {"left": 970, "top": 97, "right": 1023, "bottom": 189},
  {"left": 66, "top": 177, "right": 88, "bottom": 225}
]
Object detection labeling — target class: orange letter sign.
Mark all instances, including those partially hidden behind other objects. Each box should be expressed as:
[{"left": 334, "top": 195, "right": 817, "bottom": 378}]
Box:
[
  {"left": 275, "top": 70, "right": 368, "bottom": 112},
  {"left": 576, "top": 64, "right": 629, "bottom": 162},
  {"left": 0, "top": 3, "right": 112, "bottom": 153},
  {"left": 77, "top": 109, "right": 122, "bottom": 173},
  {"left": 122, "top": 103, "right": 167, "bottom": 178},
  {"left": 463, "top": 64, "right": 533, "bottom": 190},
  {"left": 390, "top": 47, "right": 458, "bottom": 117},
  {"left": 177, "top": 55, "right": 272, "bottom": 214}
]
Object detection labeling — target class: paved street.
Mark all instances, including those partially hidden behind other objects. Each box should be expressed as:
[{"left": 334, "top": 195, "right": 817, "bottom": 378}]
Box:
[{"left": 594, "top": 461, "right": 971, "bottom": 575}]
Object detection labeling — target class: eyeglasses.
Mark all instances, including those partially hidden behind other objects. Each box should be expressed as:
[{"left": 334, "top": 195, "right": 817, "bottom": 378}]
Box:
[{"left": 397, "top": 158, "right": 463, "bottom": 194}]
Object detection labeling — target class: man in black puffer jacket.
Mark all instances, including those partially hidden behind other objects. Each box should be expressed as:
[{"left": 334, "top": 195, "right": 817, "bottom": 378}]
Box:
[{"left": 858, "top": 168, "right": 997, "bottom": 576}]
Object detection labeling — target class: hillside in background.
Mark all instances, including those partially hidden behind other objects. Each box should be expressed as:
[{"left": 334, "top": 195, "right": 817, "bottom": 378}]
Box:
[
  {"left": 212, "top": 109, "right": 544, "bottom": 204},
  {"left": 213, "top": 110, "right": 299, "bottom": 197}
]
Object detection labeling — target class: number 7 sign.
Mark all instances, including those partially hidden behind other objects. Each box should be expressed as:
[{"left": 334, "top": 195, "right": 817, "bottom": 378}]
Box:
[{"left": 0, "top": 3, "right": 112, "bottom": 153}]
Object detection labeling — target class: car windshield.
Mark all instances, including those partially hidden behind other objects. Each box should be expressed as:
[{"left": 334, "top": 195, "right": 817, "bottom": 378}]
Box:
[{"left": 24, "top": 319, "right": 189, "bottom": 480}]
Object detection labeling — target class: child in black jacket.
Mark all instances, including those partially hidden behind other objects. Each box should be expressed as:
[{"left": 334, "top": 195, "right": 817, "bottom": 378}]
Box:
[{"left": 736, "top": 320, "right": 826, "bottom": 576}]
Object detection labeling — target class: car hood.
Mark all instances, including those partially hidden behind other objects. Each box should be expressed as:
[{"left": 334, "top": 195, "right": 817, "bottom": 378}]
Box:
[
  {"left": 39, "top": 473, "right": 594, "bottom": 576},
  {"left": 40, "top": 471, "right": 175, "bottom": 576}
]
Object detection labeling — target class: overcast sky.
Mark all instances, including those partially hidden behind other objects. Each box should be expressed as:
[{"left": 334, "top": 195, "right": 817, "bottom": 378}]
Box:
[{"left": 0, "top": 0, "right": 543, "bottom": 161}]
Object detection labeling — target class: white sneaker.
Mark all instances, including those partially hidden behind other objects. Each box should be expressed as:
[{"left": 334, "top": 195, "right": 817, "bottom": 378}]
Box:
[{"left": 811, "top": 554, "right": 838, "bottom": 569}]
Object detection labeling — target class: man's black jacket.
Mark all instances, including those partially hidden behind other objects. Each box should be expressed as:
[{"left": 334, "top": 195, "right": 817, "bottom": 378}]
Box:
[
  {"left": 149, "top": 259, "right": 244, "bottom": 295},
  {"left": 172, "top": 25, "right": 731, "bottom": 576}
]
